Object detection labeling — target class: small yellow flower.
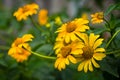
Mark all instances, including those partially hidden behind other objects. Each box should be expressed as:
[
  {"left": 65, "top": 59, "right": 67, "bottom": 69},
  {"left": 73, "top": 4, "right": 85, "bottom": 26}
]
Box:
[
  {"left": 8, "top": 34, "right": 34, "bottom": 62},
  {"left": 14, "top": 3, "right": 39, "bottom": 21},
  {"left": 45, "top": 23, "right": 51, "bottom": 28},
  {"left": 38, "top": 9, "right": 48, "bottom": 25},
  {"left": 91, "top": 12, "right": 104, "bottom": 24},
  {"left": 81, "top": 13, "right": 88, "bottom": 20},
  {"left": 54, "top": 39, "right": 84, "bottom": 71},
  {"left": 55, "top": 16, "right": 62, "bottom": 25},
  {"left": 56, "top": 18, "right": 89, "bottom": 43},
  {"left": 77, "top": 33, "right": 106, "bottom": 73}
]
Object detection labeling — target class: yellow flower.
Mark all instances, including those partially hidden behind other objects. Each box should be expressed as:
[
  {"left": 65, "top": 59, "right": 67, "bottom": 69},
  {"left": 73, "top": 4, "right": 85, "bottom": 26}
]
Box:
[
  {"left": 38, "top": 9, "right": 48, "bottom": 25},
  {"left": 55, "top": 16, "right": 62, "bottom": 25},
  {"left": 45, "top": 23, "right": 51, "bottom": 28},
  {"left": 81, "top": 13, "right": 88, "bottom": 20},
  {"left": 8, "top": 34, "right": 34, "bottom": 62},
  {"left": 56, "top": 18, "right": 89, "bottom": 43},
  {"left": 54, "top": 39, "right": 84, "bottom": 71},
  {"left": 77, "top": 33, "right": 106, "bottom": 72},
  {"left": 91, "top": 12, "right": 104, "bottom": 24},
  {"left": 13, "top": 3, "right": 39, "bottom": 21}
]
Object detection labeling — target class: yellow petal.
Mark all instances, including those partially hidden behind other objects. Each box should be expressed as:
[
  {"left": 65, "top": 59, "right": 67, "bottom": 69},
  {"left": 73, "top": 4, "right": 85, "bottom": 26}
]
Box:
[
  {"left": 91, "top": 58, "right": 100, "bottom": 68},
  {"left": 71, "top": 49, "right": 83, "bottom": 55},
  {"left": 93, "top": 39, "right": 103, "bottom": 49},
  {"left": 71, "top": 33, "right": 77, "bottom": 41},
  {"left": 95, "top": 48, "right": 105, "bottom": 53},
  {"left": 22, "top": 34, "right": 34, "bottom": 42},
  {"left": 68, "top": 55, "right": 77, "bottom": 64},
  {"left": 89, "top": 33, "right": 99, "bottom": 47},
  {"left": 65, "top": 58, "right": 69, "bottom": 65},
  {"left": 78, "top": 61, "right": 85, "bottom": 71},
  {"left": 93, "top": 53, "right": 106, "bottom": 60},
  {"left": 65, "top": 34, "right": 70, "bottom": 43},
  {"left": 55, "top": 58, "right": 62, "bottom": 68},
  {"left": 84, "top": 60, "right": 89, "bottom": 73},
  {"left": 89, "top": 60, "right": 93, "bottom": 72}
]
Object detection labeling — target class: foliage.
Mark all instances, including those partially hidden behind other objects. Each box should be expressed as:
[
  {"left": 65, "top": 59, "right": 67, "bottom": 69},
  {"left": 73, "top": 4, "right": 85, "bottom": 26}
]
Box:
[{"left": 0, "top": 0, "right": 120, "bottom": 80}]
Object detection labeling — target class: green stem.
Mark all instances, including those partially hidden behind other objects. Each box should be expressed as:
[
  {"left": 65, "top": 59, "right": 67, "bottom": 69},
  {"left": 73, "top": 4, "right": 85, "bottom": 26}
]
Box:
[
  {"left": 105, "top": 29, "right": 120, "bottom": 48},
  {"left": 29, "top": 16, "right": 43, "bottom": 32},
  {"left": 30, "top": 50, "right": 56, "bottom": 60},
  {"left": 106, "top": 49, "right": 120, "bottom": 54}
]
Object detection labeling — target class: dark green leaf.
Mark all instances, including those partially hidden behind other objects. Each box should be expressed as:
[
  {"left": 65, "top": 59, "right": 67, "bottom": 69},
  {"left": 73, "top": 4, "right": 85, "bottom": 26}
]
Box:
[
  {"left": 104, "top": 4, "right": 117, "bottom": 16},
  {"left": 100, "top": 56, "right": 119, "bottom": 78}
]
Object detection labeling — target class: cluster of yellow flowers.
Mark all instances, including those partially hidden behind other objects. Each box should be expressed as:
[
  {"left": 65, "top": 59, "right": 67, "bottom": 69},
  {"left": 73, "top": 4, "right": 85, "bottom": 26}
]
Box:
[
  {"left": 8, "top": 3, "right": 106, "bottom": 73},
  {"left": 13, "top": 3, "right": 62, "bottom": 27},
  {"left": 54, "top": 18, "right": 106, "bottom": 72}
]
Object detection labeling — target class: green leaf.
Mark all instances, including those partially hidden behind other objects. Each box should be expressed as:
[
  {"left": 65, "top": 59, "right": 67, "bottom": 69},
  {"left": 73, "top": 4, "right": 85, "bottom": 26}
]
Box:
[
  {"left": 73, "top": 70, "right": 104, "bottom": 80},
  {"left": 105, "top": 3, "right": 120, "bottom": 16},
  {"left": 100, "top": 56, "right": 119, "bottom": 78},
  {"left": 93, "top": 27, "right": 107, "bottom": 34}
]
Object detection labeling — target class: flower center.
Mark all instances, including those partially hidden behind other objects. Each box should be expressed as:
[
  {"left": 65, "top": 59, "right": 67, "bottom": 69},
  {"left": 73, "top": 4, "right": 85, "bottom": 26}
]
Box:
[
  {"left": 66, "top": 22, "right": 76, "bottom": 33},
  {"left": 97, "top": 13, "right": 103, "bottom": 19},
  {"left": 82, "top": 46, "right": 94, "bottom": 59},
  {"left": 61, "top": 46, "right": 71, "bottom": 58},
  {"left": 23, "top": 6, "right": 29, "bottom": 13}
]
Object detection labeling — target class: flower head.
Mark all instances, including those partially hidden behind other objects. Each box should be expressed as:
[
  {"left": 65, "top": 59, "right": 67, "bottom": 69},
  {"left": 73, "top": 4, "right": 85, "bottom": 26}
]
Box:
[
  {"left": 56, "top": 18, "right": 89, "bottom": 43},
  {"left": 54, "top": 39, "right": 84, "bottom": 71},
  {"left": 13, "top": 3, "right": 39, "bottom": 21},
  {"left": 91, "top": 12, "right": 104, "bottom": 24},
  {"left": 81, "top": 13, "right": 88, "bottom": 20},
  {"left": 55, "top": 16, "right": 62, "bottom": 25},
  {"left": 8, "top": 34, "right": 34, "bottom": 62},
  {"left": 38, "top": 9, "right": 48, "bottom": 25},
  {"left": 77, "top": 33, "right": 106, "bottom": 72}
]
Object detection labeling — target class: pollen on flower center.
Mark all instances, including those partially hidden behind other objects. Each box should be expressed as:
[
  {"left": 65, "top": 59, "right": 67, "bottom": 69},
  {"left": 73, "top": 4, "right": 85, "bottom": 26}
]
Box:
[
  {"left": 82, "top": 46, "right": 94, "bottom": 59},
  {"left": 61, "top": 46, "right": 71, "bottom": 58},
  {"left": 66, "top": 22, "right": 76, "bottom": 33}
]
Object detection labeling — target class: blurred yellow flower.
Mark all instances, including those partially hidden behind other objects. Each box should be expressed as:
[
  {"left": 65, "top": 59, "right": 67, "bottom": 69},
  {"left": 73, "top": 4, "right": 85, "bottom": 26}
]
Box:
[
  {"left": 13, "top": 3, "right": 39, "bottom": 21},
  {"left": 91, "top": 12, "right": 104, "bottom": 24},
  {"left": 8, "top": 34, "right": 34, "bottom": 62},
  {"left": 56, "top": 18, "right": 89, "bottom": 43},
  {"left": 54, "top": 40, "right": 84, "bottom": 71},
  {"left": 81, "top": 13, "right": 88, "bottom": 20},
  {"left": 55, "top": 16, "right": 62, "bottom": 25},
  {"left": 77, "top": 33, "right": 106, "bottom": 73},
  {"left": 46, "top": 23, "right": 51, "bottom": 28},
  {"left": 38, "top": 9, "right": 48, "bottom": 25}
]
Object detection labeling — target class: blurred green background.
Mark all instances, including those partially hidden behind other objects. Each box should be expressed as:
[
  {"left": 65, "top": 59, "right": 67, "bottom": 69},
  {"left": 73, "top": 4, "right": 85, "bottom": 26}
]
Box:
[{"left": 0, "top": 0, "right": 120, "bottom": 80}]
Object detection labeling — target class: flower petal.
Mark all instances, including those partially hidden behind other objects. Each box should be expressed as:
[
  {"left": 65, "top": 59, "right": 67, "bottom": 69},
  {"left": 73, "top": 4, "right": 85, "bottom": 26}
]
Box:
[
  {"left": 68, "top": 55, "right": 77, "bottom": 64},
  {"left": 94, "top": 48, "right": 105, "bottom": 53},
  {"left": 93, "top": 39, "right": 103, "bottom": 49},
  {"left": 91, "top": 58, "right": 100, "bottom": 68},
  {"left": 84, "top": 60, "right": 89, "bottom": 73},
  {"left": 93, "top": 53, "right": 106, "bottom": 60},
  {"left": 78, "top": 61, "right": 85, "bottom": 71},
  {"left": 89, "top": 33, "right": 99, "bottom": 47},
  {"left": 89, "top": 60, "right": 93, "bottom": 72}
]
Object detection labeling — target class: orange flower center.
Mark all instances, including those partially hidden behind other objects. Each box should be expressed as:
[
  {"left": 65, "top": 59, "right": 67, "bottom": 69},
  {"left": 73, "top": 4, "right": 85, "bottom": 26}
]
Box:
[
  {"left": 66, "top": 22, "right": 76, "bottom": 33},
  {"left": 22, "top": 6, "right": 29, "bottom": 13},
  {"left": 82, "top": 46, "right": 94, "bottom": 59},
  {"left": 61, "top": 46, "right": 71, "bottom": 58}
]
